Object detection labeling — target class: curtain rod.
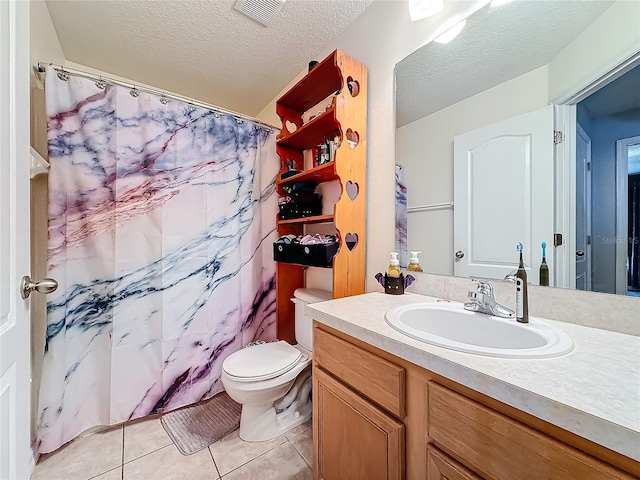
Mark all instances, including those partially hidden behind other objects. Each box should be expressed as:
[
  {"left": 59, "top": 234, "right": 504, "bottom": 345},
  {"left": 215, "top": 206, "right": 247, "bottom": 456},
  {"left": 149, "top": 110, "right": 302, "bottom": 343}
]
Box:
[
  {"left": 407, "top": 201, "right": 454, "bottom": 213},
  {"left": 37, "top": 62, "right": 280, "bottom": 132}
]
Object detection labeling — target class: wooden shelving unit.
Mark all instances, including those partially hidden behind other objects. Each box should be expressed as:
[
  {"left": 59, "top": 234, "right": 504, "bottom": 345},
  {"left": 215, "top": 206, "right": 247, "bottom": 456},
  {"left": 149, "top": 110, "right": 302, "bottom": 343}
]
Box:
[{"left": 275, "top": 49, "right": 367, "bottom": 343}]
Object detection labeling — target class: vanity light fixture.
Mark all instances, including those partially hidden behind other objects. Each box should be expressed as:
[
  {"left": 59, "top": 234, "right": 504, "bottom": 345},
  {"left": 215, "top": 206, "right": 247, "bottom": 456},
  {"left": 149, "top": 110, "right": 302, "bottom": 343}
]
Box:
[
  {"left": 409, "top": 0, "right": 444, "bottom": 21},
  {"left": 434, "top": 18, "right": 467, "bottom": 44}
]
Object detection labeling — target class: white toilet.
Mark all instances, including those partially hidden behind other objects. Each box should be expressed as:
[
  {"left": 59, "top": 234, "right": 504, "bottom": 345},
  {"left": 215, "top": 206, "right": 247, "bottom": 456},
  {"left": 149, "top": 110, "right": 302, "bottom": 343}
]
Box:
[{"left": 221, "top": 288, "right": 331, "bottom": 442}]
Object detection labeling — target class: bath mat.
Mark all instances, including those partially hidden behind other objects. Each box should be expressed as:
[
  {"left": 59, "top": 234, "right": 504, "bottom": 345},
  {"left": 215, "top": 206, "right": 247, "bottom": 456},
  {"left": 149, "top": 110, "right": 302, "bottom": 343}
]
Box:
[{"left": 160, "top": 391, "right": 241, "bottom": 455}]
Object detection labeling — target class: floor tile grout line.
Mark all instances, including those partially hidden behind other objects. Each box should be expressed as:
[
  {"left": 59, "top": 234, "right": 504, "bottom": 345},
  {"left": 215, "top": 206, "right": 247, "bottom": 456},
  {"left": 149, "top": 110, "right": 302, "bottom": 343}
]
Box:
[
  {"left": 215, "top": 438, "right": 291, "bottom": 477},
  {"left": 84, "top": 465, "right": 122, "bottom": 480},
  {"left": 207, "top": 446, "right": 222, "bottom": 479},
  {"left": 290, "top": 439, "right": 311, "bottom": 469},
  {"left": 122, "top": 443, "right": 175, "bottom": 466}
]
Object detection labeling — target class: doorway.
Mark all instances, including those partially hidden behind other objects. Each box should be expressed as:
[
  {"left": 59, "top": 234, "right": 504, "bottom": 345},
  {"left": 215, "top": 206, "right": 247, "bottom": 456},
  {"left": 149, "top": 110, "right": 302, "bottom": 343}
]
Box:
[{"left": 574, "top": 64, "right": 640, "bottom": 295}]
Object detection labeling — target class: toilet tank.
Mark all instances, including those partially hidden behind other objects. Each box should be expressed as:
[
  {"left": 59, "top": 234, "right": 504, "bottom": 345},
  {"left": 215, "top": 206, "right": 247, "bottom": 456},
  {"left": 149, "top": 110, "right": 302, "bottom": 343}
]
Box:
[{"left": 292, "top": 288, "right": 332, "bottom": 352}]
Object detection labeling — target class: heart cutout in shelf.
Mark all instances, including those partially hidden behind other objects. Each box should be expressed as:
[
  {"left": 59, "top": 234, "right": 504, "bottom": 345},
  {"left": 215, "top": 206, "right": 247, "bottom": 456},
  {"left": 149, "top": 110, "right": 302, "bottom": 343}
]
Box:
[
  {"left": 346, "top": 76, "right": 360, "bottom": 97},
  {"left": 345, "top": 233, "right": 358, "bottom": 251},
  {"left": 285, "top": 120, "right": 297, "bottom": 134},
  {"left": 345, "top": 129, "right": 360, "bottom": 149},
  {"left": 345, "top": 181, "right": 359, "bottom": 201}
]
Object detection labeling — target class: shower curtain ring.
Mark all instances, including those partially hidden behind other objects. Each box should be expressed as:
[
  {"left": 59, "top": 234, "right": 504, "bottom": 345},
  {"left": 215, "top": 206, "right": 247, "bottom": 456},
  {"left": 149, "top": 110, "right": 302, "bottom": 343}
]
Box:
[
  {"left": 129, "top": 86, "right": 139, "bottom": 98},
  {"left": 159, "top": 94, "right": 168, "bottom": 105},
  {"left": 95, "top": 77, "right": 106, "bottom": 89},
  {"left": 188, "top": 102, "right": 196, "bottom": 112},
  {"left": 236, "top": 118, "right": 243, "bottom": 124},
  {"left": 57, "top": 69, "right": 69, "bottom": 81}
]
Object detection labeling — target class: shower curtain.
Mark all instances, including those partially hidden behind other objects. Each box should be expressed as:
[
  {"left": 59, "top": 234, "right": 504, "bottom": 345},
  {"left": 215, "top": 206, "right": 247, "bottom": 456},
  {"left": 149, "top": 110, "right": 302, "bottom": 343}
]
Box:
[
  {"left": 395, "top": 165, "right": 408, "bottom": 267},
  {"left": 37, "top": 69, "right": 279, "bottom": 453}
]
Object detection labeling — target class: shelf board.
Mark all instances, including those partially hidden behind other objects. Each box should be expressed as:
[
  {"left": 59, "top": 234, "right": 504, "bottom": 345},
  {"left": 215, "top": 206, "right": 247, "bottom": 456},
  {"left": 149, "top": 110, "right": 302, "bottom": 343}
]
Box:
[
  {"left": 277, "top": 50, "right": 342, "bottom": 112},
  {"left": 277, "top": 162, "right": 338, "bottom": 186},
  {"left": 277, "top": 108, "right": 340, "bottom": 150},
  {"left": 278, "top": 214, "right": 334, "bottom": 225}
]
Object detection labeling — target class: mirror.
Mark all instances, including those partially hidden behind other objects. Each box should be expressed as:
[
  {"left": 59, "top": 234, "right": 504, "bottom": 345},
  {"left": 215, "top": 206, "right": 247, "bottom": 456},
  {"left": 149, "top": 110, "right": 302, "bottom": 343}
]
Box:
[{"left": 395, "top": 0, "right": 640, "bottom": 296}]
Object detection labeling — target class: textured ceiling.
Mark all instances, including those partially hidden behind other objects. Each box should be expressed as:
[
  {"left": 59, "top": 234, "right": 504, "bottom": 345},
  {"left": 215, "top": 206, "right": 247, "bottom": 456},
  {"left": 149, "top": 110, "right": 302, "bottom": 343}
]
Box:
[
  {"left": 45, "top": 0, "right": 373, "bottom": 117},
  {"left": 396, "top": 0, "right": 615, "bottom": 127}
]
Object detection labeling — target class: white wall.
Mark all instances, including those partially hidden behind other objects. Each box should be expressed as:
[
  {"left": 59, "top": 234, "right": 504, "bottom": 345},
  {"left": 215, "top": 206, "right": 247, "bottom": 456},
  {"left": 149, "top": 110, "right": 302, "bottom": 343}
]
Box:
[
  {"left": 29, "top": 0, "right": 65, "bottom": 448},
  {"left": 396, "top": 66, "right": 549, "bottom": 274},
  {"left": 549, "top": 0, "right": 640, "bottom": 102},
  {"left": 256, "top": 0, "right": 487, "bottom": 291}
]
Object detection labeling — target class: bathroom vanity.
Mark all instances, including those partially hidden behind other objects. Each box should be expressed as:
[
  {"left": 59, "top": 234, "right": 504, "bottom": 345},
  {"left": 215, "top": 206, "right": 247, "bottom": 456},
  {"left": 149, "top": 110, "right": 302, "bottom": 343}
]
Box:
[{"left": 309, "top": 292, "right": 640, "bottom": 479}]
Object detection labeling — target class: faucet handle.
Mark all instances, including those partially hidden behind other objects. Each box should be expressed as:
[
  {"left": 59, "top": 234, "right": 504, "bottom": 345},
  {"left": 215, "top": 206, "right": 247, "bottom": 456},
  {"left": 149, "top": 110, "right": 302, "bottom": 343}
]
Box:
[
  {"left": 470, "top": 277, "right": 495, "bottom": 296},
  {"left": 504, "top": 270, "right": 518, "bottom": 283}
]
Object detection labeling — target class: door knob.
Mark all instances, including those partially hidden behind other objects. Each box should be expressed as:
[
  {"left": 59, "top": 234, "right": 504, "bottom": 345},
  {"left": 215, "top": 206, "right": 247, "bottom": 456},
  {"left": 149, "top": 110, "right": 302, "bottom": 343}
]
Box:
[
  {"left": 455, "top": 250, "right": 465, "bottom": 259},
  {"left": 576, "top": 251, "right": 585, "bottom": 257},
  {"left": 20, "top": 276, "right": 58, "bottom": 299}
]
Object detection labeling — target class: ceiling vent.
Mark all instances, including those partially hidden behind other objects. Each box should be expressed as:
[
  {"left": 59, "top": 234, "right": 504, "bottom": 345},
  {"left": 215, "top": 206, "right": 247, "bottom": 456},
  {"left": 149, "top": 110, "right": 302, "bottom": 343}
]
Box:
[{"left": 234, "top": 0, "right": 286, "bottom": 27}]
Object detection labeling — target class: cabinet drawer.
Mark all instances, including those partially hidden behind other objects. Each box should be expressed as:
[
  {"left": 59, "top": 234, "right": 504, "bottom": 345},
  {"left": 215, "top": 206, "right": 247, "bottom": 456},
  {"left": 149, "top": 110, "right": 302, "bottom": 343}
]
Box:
[
  {"left": 313, "top": 326, "right": 405, "bottom": 417},
  {"left": 427, "top": 444, "right": 481, "bottom": 480},
  {"left": 428, "top": 382, "right": 633, "bottom": 480}
]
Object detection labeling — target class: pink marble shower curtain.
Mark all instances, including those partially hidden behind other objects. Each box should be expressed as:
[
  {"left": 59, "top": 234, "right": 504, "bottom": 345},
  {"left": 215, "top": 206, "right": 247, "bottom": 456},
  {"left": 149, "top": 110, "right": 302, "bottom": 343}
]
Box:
[{"left": 37, "top": 69, "right": 279, "bottom": 453}]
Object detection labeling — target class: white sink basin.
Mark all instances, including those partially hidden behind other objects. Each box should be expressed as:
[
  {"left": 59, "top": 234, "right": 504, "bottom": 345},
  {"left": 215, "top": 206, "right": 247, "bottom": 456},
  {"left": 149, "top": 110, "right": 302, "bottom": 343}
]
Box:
[{"left": 385, "top": 302, "right": 574, "bottom": 358}]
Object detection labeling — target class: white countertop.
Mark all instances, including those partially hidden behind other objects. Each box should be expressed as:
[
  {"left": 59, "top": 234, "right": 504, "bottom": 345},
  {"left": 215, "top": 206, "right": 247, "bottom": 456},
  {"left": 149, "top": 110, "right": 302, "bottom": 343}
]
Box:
[{"left": 306, "top": 292, "right": 640, "bottom": 461}]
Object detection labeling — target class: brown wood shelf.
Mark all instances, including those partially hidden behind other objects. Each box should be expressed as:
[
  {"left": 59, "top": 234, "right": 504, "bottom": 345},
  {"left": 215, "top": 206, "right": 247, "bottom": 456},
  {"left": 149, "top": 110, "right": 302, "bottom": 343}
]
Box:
[
  {"left": 277, "top": 107, "right": 340, "bottom": 150},
  {"left": 275, "top": 49, "right": 367, "bottom": 344},
  {"left": 277, "top": 162, "right": 338, "bottom": 186},
  {"left": 277, "top": 51, "right": 343, "bottom": 112},
  {"left": 278, "top": 214, "right": 334, "bottom": 225}
]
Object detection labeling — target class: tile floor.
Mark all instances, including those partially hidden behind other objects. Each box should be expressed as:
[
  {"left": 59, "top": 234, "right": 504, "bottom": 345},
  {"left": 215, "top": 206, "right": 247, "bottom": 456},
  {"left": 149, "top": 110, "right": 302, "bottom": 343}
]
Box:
[{"left": 32, "top": 416, "right": 312, "bottom": 480}]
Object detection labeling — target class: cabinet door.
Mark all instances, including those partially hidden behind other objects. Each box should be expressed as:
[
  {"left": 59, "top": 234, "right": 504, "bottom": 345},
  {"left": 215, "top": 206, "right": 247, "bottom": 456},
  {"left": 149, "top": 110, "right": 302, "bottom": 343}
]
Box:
[
  {"left": 314, "top": 368, "right": 404, "bottom": 480},
  {"left": 427, "top": 445, "right": 482, "bottom": 480}
]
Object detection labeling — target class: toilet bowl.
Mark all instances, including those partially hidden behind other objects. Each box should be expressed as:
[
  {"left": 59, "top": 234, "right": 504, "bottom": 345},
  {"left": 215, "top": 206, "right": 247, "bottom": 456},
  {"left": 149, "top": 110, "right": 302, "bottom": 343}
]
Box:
[{"left": 221, "top": 288, "right": 331, "bottom": 442}]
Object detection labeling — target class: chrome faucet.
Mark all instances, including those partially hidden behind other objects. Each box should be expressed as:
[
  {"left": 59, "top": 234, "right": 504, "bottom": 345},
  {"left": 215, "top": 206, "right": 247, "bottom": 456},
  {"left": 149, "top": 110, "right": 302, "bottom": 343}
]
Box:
[{"left": 464, "top": 278, "right": 515, "bottom": 318}]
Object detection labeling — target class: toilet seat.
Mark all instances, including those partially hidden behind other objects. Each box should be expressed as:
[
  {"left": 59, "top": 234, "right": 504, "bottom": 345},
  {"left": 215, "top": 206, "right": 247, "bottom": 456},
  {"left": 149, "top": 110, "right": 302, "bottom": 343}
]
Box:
[{"left": 222, "top": 341, "right": 305, "bottom": 382}]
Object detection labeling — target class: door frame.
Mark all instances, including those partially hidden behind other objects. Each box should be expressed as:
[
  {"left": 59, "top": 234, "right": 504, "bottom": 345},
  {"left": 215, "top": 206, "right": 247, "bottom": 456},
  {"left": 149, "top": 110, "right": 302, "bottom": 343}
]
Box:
[
  {"left": 576, "top": 122, "right": 592, "bottom": 291},
  {"left": 616, "top": 135, "right": 640, "bottom": 294}
]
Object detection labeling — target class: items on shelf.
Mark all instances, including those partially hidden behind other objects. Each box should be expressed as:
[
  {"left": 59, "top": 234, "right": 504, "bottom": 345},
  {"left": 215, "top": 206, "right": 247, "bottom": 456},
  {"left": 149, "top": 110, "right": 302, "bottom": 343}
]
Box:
[
  {"left": 278, "top": 182, "right": 322, "bottom": 220},
  {"left": 273, "top": 234, "right": 339, "bottom": 268},
  {"left": 281, "top": 158, "right": 301, "bottom": 179},
  {"left": 312, "top": 134, "right": 341, "bottom": 168}
]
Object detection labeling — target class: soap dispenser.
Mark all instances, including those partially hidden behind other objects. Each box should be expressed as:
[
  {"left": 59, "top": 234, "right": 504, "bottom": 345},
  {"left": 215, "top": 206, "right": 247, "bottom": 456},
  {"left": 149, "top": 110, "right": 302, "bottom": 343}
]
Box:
[
  {"left": 388, "top": 252, "right": 401, "bottom": 278},
  {"left": 407, "top": 251, "right": 423, "bottom": 272}
]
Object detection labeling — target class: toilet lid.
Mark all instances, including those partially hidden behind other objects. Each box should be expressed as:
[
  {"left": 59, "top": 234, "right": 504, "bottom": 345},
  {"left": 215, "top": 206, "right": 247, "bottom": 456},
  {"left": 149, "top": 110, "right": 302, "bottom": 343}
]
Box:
[{"left": 222, "top": 341, "right": 303, "bottom": 381}]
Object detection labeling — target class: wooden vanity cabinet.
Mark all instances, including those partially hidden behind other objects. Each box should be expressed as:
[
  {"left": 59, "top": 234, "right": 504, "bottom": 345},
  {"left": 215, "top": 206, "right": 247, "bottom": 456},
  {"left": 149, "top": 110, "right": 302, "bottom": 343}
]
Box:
[
  {"left": 314, "top": 369, "right": 404, "bottom": 480},
  {"left": 312, "top": 322, "right": 640, "bottom": 480}
]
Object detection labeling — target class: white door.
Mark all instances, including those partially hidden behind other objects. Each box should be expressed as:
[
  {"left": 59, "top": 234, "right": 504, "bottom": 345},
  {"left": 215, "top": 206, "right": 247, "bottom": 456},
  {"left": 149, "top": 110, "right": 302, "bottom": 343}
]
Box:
[
  {"left": 575, "top": 123, "right": 592, "bottom": 291},
  {"left": 453, "top": 105, "right": 555, "bottom": 284},
  {"left": 0, "top": 2, "right": 32, "bottom": 479}
]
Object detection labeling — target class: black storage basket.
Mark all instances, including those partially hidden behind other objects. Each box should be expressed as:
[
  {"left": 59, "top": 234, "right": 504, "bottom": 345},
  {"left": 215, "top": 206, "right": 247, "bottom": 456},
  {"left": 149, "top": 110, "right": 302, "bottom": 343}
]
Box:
[
  {"left": 273, "top": 241, "right": 339, "bottom": 268},
  {"left": 278, "top": 192, "right": 322, "bottom": 220}
]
